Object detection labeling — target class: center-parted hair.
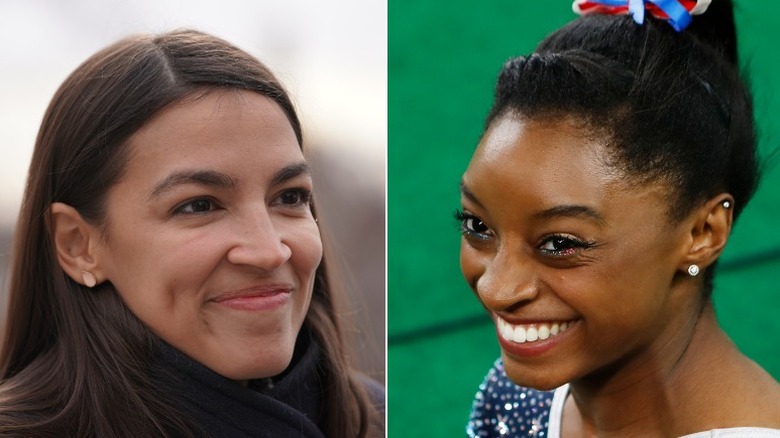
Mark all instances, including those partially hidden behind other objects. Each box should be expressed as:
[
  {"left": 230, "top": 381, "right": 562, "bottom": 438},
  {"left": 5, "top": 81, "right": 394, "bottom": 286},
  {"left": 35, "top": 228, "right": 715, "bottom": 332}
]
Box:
[
  {"left": 1, "top": 29, "right": 379, "bottom": 437},
  {"left": 485, "top": 0, "right": 756, "bottom": 296}
]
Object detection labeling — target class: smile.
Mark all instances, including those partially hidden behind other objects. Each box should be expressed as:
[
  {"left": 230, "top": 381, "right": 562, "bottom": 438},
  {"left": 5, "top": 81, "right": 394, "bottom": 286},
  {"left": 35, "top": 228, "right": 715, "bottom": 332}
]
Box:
[
  {"left": 211, "top": 284, "right": 293, "bottom": 311},
  {"left": 496, "top": 318, "right": 574, "bottom": 344}
]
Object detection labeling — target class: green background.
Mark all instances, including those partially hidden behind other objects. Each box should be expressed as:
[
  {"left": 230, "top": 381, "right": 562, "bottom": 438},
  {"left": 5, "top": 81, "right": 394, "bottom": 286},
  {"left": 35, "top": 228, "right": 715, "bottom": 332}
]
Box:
[{"left": 388, "top": 1, "right": 780, "bottom": 436}]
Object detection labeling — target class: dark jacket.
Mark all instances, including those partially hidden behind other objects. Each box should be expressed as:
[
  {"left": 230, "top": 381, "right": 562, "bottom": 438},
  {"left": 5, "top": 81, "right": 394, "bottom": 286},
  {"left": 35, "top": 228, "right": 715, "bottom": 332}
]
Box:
[{"left": 151, "top": 328, "right": 329, "bottom": 437}]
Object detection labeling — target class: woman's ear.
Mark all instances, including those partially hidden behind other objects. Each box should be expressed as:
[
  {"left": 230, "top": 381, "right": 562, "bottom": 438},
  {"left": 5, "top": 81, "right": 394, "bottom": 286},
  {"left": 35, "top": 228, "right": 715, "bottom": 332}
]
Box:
[
  {"left": 679, "top": 193, "right": 734, "bottom": 273},
  {"left": 49, "top": 202, "right": 104, "bottom": 288}
]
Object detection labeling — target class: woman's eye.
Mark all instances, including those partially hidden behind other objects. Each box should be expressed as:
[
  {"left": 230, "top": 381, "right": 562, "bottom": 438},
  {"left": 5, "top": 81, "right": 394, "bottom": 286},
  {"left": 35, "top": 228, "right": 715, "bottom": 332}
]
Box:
[
  {"left": 174, "top": 198, "right": 216, "bottom": 215},
  {"left": 538, "top": 235, "right": 593, "bottom": 256},
  {"left": 454, "top": 210, "right": 493, "bottom": 240},
  {"left": 274, "top": 189, "right": 312, "bottom": 207}
]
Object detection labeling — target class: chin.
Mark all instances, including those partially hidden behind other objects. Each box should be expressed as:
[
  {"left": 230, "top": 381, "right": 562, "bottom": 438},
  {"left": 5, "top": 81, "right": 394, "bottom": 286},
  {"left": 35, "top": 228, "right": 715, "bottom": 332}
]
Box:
[
  {"left": 501, "top": 352, "right": 569, "bottom": 391},
  {"left": 208, "top": 335, "right": 298, "bottom": 381},
  {"left": 220, "top": 350, "right": 295, "bottom": 381}
]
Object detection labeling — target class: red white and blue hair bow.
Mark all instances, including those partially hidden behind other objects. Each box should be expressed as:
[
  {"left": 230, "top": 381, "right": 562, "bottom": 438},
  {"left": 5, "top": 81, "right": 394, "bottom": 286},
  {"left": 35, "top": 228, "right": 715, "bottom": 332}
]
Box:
[{"left": 573, "top": 0, "right": 712, "bottom": 31}]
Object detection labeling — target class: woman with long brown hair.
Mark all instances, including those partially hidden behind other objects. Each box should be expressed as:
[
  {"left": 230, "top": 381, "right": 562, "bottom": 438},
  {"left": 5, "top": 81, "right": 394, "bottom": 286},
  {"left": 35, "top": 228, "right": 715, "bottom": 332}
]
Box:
[{"left": 0, "top": 29, "right": 383, "bottom": 437}]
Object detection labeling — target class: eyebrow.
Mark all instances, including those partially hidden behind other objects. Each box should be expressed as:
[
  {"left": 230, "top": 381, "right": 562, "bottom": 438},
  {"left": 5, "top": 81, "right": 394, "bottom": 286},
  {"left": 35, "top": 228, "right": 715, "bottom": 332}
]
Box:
[
  {"left": 150, "top": 170, "right": 237, "bottom": 199},
  {"left": 531, "top": 205, "right": 605, "bottom": 227},
  {"left": 460, "top": 180, "right": 605, "bottom": 226},
  {"left": 459, "top": 181, "right": 484, "bottom": 209},
  {"left": 149, "top": 162, "right": 310, "bottom": 199},
  {"left": 269, "top": 162, "right": 310, "bottom": 187}
]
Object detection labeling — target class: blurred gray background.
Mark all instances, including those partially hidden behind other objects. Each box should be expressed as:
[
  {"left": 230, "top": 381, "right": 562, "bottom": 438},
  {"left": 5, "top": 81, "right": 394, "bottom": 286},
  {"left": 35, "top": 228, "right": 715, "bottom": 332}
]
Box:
[{"left": 0, "top": 0, "right": 386, "bottom": 381}]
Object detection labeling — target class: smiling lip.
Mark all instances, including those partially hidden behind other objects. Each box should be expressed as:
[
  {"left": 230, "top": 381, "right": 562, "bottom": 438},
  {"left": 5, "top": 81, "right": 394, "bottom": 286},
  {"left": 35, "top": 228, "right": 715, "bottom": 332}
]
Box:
[
  {"left": 495, "top": 316, "right": 580, "bottom": 358},
  {"left": 211, "top": 285, "right": 292, "bottom": 311}
]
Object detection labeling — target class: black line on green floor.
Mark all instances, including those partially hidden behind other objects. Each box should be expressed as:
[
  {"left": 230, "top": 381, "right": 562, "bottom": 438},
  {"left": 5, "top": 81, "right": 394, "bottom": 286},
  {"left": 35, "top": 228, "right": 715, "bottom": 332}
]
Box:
[
  {"left": 389, "top": 313, "right": 490, "bottom": 345},
  {"left": 388, "top": 246, "right": 780, "bottom": 346},
  {"left": 717, "top": 246, "right": 780, "bottom": 271}
]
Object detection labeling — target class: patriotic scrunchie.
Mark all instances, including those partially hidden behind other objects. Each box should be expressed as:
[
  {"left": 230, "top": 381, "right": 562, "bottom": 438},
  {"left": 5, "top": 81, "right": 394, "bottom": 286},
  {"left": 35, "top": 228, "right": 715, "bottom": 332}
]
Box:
[{"left": 572, "top": 0, "right": 712, "bottom": 31}]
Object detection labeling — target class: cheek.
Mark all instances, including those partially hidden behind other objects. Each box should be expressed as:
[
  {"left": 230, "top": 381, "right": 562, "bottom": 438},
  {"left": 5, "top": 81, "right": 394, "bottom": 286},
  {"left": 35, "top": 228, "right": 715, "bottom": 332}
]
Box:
[
  {"left": 606, "top": 235, "right": 677, "bottom": 301},
  {"left": 289, "top": 223, "right": 324, "bottom": 279},
  {"left": 560, "top": 243, "right": 676, "bottom": 332},
  {"left": 100, "top": 225, "right": 227, "bottom": 306},
  {"left": 460, "top": 243, "right": 486, "bottom": 292}
]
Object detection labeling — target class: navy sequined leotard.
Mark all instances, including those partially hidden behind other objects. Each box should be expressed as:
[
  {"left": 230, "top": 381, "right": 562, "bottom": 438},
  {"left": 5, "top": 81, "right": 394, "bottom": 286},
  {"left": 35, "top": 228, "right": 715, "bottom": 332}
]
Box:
[
  {"left": 467, "top": 359, "right": 780, "bottom": 438},
  {"left": 467, "top": 359, "right": 567, "bottom": 438}
]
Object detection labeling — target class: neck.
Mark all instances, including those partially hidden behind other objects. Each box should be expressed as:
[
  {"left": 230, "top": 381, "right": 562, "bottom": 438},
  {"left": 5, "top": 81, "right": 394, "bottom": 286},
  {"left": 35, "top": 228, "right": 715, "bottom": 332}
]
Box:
[{"left": 565, "top": 302, "right": 741, "bottom": 437}]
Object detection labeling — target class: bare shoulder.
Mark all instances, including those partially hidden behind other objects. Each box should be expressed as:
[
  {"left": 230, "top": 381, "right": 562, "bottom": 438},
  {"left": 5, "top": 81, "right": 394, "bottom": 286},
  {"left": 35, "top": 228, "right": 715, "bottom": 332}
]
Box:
[
  {"left": 719, "top": 357, "right": 780, "bottom": 427},
  {"left": 752, "top": 368, "right": 780, "bottom": 425},
  {"left": 682, "top": 349, "right": 780, "bottom": 430}
]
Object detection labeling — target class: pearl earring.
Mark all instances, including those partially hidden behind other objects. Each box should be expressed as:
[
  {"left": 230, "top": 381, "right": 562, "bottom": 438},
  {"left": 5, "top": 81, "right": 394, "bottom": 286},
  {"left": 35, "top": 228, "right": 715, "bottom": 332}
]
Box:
[
  {"left": 722, "top": 201, "right": 731, "bottom": 209},
  {"left": 687, "top": 265, "right": 700, "bottom": 277},
  {"left": 82, "top": 271, "right": 97, "bottom": 288}
]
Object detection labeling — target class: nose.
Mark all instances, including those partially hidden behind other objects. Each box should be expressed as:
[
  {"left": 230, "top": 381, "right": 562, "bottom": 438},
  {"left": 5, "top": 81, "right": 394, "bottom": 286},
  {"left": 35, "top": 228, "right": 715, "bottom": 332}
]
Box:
[
  {"left": 226, "top": 206, "right": 292, "bottom": 271},
  {"left": 475, "top": 244, "right": 539, "bottom": 311}
]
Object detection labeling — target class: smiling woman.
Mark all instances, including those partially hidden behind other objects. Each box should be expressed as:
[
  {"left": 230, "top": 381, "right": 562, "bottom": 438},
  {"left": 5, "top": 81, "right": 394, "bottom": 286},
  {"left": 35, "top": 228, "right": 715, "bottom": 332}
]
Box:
[
  {"left": 0, "top": 30, "right": 382, "bottom": 437},
  {"left": 63, "top": 91, "right": 323, "bottom": 383},
  {"left": 461, "top": 0, "right": 780, "bottom": 436}
]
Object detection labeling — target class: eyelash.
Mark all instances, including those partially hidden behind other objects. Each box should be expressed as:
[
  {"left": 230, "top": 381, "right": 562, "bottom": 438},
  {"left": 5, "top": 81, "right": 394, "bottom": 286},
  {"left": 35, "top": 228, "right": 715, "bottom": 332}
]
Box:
[
  {"left": 454, "top": 209, "right": 492, "bottom": 241},
  {"left": 454, "top": 209, "right": 595, "bottom": 256},
  {"left": 537, "top": 234, "right": 595, "bottom": 257},
  {"left": 272, "top": 188, "right": 313, "bottom": 208},
  {"left": 174, "top": 197, "right": 219, "bottom": 215},
  {"left": 172, "top": 188, "right": 312, "bottom": 217}
]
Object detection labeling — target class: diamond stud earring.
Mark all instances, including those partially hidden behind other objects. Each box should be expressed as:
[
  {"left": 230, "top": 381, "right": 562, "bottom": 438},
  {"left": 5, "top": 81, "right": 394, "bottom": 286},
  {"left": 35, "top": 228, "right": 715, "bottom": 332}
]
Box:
[{"left": 687, "top": 265, "right": 700, "bottom": 277}]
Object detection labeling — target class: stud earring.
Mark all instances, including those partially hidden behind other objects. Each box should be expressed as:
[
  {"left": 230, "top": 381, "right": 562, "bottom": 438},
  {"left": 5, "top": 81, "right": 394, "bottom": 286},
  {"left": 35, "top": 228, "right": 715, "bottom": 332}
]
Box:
[
  {"left": 687, "top": 265, "right": 700, "bottom": 277},
  {"left": 82, "top": 271, "right": 97, "bottom": 288},
  {"left": 722, "top": 200, "right": 731, "bottom": 209}
]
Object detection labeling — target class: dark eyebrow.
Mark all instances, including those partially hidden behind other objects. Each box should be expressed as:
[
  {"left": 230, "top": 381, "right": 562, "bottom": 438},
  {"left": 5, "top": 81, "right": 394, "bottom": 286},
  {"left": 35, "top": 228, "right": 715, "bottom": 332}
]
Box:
[
  {"left": 148, "top": 162, "right": 309, "bottom": 200},
  {"left": 460, "top": 180, "right": 604, "bottom": 226},
  {"left": 149, "top": 170, "right": 237, "bottom": 199},
  {"left": 531, "top": 205, "right": 605, "bottom": 226},
  {"left": 459, "top": 180, "right": 484, "bottom": 209},
  {"left": 270, "top": 162, "right": 310, "bottom": 187}
]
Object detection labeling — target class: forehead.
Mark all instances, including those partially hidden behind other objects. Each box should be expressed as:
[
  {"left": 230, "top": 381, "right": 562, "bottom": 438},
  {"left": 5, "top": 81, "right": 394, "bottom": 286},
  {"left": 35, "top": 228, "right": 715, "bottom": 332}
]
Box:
[
  {"left": 129, "top": 89, "right": 299, "bottom": 155},
  {"left": 121, "top": 90, "right": 303, "bottom": 185},
  {"left": 465, "top": 115, "right": 619, "bottom": 209}
]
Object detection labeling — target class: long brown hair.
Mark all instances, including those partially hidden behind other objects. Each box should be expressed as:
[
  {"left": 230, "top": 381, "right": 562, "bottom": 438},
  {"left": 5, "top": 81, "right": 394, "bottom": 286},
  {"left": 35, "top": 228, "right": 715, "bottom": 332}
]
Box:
[{"left": 0, "top": 29, "right": 380, "bottom": 437}]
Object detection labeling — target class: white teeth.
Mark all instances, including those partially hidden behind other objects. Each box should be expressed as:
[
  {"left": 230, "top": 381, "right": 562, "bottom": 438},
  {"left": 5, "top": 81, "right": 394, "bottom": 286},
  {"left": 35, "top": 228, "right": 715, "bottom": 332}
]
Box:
[
  {"left": 497, "top": 319, "right": 575, "bottom": 344},
  {"left": 513, "top": 326, "right": 526, "bottom": 343},
  {"left": 499, "top": 319, "right": 513, "bottom": 340},
  {"left": 526, "top": 327, "right": 539, "bottom": 342}
]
